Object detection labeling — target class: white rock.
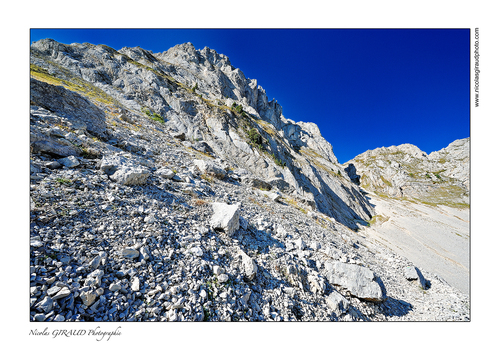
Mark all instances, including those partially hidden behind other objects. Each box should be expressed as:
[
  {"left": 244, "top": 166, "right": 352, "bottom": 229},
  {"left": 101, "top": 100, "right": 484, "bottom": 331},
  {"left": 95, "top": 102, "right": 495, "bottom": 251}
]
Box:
[
  {"left": 54, "top": 314, "right": 65, "bottom": 322},
  {"left": 210, "top": 202, "right": 241, "bottom": 236},
  {"left": 52, "top": 287, "right": 71, "bottom": 300},
  {"left": 325, "top": 261, "right": 385, "bottom": 302},
  {"left": 109, "top": 281, "right": 121, "bottom": 292},
  {"left": 80, "top": 290, "right": 97, "bottom": 306},
  {"left": 193, "top": 159, "right": 226, "bottom": 179},
  {"left": 200, "top": 290, "right": 207, "bottom": 299},
  {"left": 36, "top": 295, "right": 53, "bottom": 314},
  {"left": 308, "top": 274, "right": 326, "bottom": 295},
  {"left": 326, "top": 290, "right": 350, "bottom": 316},
  {"left": 87, "top": 269, "right": 104, "bottom": 286},
  {"left": 34, "top": 313, "right": 46, "bottom": 322},
  {"left": 110, "top": 166, "right": 150, "bottom": 185},
  {"left": 99, "top": 154, "right": 128, "bottom": 175},
  {"left": 131, "top": 277, "right": 140, "bottom": 291},
  {"left": 310, "top": 241, "right": 321, "bottom": 250},
  {"left": 156, "top": 168, "right": 175, "bottom": 179},
  {"left": 239, "top": 250, "right": 257, "bottom": 281},
  {"left": 140, "top": 246, "right": 150, "bottom": 260},
  {"left": 268, "top": 192, "right": 282, "bottom": 202},
  {"left": 89, "top": 255, "right": 104, "bottom": 269},
  {"left": 404, "top": 266, "right": 419, "bottom": 280},
  {"left": 190, "top": 246, "right": 204, "bottom": 257},
  {"left": 295, "top": 237, "right": 306, "bottom": 250},
  {"left": 144, "top": 214, "right": 156, "bottom": 224},
  {"left": 218, "top": 274, "right": 229, "bottom": 283}
]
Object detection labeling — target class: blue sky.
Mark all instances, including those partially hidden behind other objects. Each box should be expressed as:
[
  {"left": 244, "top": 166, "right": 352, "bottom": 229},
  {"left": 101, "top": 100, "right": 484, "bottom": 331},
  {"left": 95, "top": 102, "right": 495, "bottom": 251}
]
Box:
[{"left": 30, "top": 29, "right": 470, "bottom": 163}]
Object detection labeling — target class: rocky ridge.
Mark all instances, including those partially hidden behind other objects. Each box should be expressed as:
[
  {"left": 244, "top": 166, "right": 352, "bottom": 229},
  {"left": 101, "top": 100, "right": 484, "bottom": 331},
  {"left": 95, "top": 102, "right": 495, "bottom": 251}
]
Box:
[
  {"left": 29, "top": 39, "right": 469, "bottom": 322},
  {"left": 344, "top": 139, "right": 470, "bottom": 208}
]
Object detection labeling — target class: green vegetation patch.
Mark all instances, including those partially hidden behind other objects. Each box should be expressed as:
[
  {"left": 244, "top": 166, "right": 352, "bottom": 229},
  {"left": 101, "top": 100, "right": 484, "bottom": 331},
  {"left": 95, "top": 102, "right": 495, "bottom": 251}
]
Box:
[
  {"left": 141, "top": 107, "right": 164, "bottom": 123},
  {"left": 380, "top": 175, "right": 392, "bottom": 187},
  {"left": 246, "top": 127, "right": 262, "bottom": 146},
  {"left": 367, "top": 215, "right": 390, "bottom": 227},
  {"left": 419, "top": 184, "right": 469, "bottom": 209}
]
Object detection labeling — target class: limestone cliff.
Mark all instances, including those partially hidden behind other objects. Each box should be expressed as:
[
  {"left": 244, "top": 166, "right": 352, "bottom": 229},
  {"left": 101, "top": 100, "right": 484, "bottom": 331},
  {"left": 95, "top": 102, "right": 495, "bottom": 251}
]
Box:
[{"left": 30, "top": 39, "right": 373, "bottom": 229}]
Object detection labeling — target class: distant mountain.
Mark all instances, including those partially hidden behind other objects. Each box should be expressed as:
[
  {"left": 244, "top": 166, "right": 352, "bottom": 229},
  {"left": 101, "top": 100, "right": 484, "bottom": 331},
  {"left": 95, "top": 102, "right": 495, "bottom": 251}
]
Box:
[{"left": 344, "top": 138, "right": 470, "bottom": 208}]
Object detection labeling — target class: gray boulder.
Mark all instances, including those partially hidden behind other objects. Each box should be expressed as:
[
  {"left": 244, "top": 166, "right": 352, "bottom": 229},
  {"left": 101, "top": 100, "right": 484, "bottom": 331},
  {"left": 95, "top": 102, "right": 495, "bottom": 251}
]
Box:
[
  {"left": 45, "top": 161, "right": 62, "bottom": 169},
  {"left": 325, "top": 261, "right": 385, "bottom": 302},
  {"left": 58, "top": 155, "right": 80, "bottom": 168},
  {"left": 99, "top": 154, "right": 129, "bottom": 175},
  {"left": 239, "top": 250, "right": 258, "bottom": 281},
  {"left": 121, "top": 248, "right": 140, "bottom": 259},
  {"left": 404, "top": 266, "right": 429, "bottom": 290},
  {"left": 80, "top": 290, "right": 98, "bottom": 306},
  {"left": 30, "top": 139, "right": 80, "bottom": 158},
  {"left": 404, "top": 266, "right": 419, "bottom": 280},
  {"left": 155, "top": 167, "right": 175, "bottom": 179},
  {"left": 193, "top": 159, "right": 226, "bottom": 179},
  {"left": 110, "top": 166, "right": 150, "bottom": 185},
  {"left": 99, "top": 154, "right": 150, "bottom": 185}
]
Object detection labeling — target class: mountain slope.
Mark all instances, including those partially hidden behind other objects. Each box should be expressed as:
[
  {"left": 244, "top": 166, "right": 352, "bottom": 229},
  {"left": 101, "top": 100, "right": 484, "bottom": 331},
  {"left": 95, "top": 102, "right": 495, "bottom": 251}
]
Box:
[
  {"left": 30, "top": 39, "right": 374, "bottom": 230},
  {"left": 29, "top": 39, "right": 469, "bottom": 322}
]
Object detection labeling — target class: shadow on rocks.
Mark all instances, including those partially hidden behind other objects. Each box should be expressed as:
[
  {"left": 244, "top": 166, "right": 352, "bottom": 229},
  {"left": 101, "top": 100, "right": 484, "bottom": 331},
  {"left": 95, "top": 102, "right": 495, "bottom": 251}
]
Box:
[
  {"left": 380, "top": 297, "right": 414, "bottom": 317},
  {"left": 415, "top": 266, "right": 432, "bottom": 290}
]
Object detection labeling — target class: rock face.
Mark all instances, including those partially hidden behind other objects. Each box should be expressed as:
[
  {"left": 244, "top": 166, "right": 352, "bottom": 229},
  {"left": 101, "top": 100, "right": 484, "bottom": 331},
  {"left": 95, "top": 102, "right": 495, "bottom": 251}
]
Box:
[
  {"left": 30, "top": 38, "right": 373, "bottom": 230},
  {"left": 29, "top": 38, "right": 470, "bottom": 323},
  {"left": 344, "top": 139, "right": 470, "bottom": 208},
  {"left": 30, "top": 79, "right": 108, "bottom": 138},
  {"left": 428, "top": 138, "right": 470, "bottom": 190}
]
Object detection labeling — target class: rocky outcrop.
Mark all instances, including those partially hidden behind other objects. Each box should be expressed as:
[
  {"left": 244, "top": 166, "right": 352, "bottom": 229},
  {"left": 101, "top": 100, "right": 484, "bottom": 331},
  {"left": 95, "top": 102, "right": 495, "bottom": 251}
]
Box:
[
  {"left": 30, "top": 38, "right": 373, "bottom": 229},
  {"left": 30, "top": 79, "right": 108, "bottom": 138},
  {"left": 344, "top": 139, "right": 470, "bottom": 208},
  {"left": 428, "top": 138, "right": 470, "bottom": 190}
]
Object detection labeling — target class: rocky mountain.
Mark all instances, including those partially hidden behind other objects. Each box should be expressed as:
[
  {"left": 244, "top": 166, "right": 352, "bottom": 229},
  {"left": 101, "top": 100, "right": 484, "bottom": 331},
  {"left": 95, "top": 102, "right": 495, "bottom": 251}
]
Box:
[
  {"left": 30, "top": 39, "right": 373, "bottom": 230},
  {"left": 29, "top": 39, "right": 469, "bottom": 322},
  {"left": 344, "top": 139, "right": 470, "bottom": 208}
]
